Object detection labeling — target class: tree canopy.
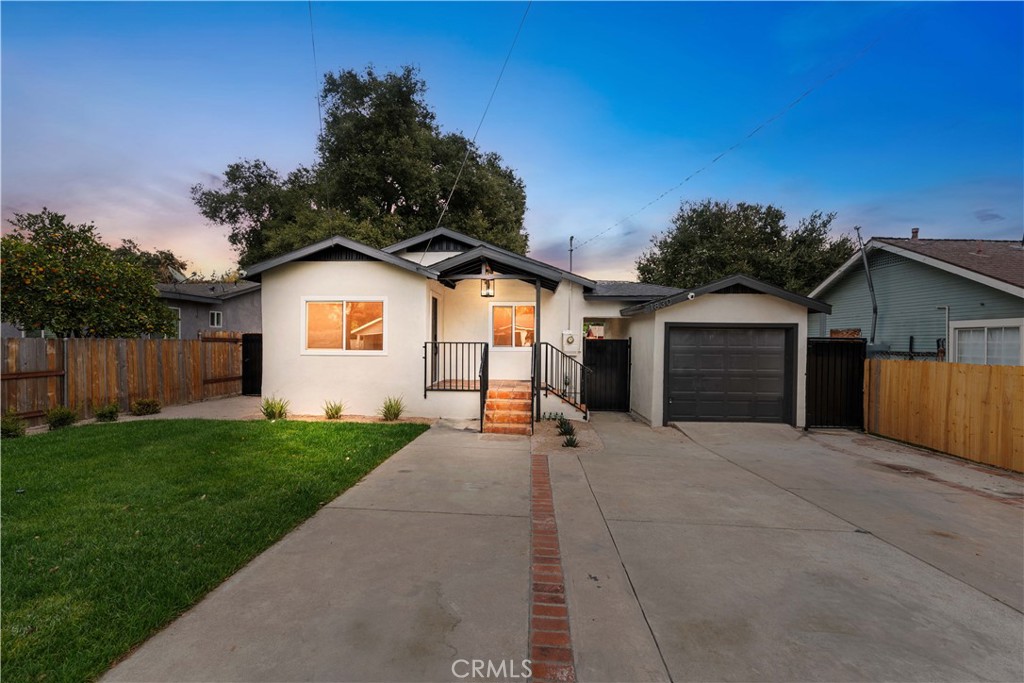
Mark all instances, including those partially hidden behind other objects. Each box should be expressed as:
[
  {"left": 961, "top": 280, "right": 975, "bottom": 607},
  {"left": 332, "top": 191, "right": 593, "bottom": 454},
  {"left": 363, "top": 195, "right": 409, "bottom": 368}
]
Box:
[
  {"left": 635, "top": 199, "right": 855, "bottom": 294},
  {"left": 112, "top": 239, "right": 189, "bottom": 283},
  {"left": 192, "top": 66, "right": 528, "bottom": 267},
  {"left": 1, "top": 209, "right": 177, "bottom": 337}
]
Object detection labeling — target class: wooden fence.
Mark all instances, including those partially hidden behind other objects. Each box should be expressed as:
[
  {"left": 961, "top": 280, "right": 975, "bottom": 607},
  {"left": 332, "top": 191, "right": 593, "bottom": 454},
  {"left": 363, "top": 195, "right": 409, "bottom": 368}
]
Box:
[
  {"left": 864, "top": 359, "right": 1024, "bottom": 473},
  {"left": 2, "top": 332, "right": 242, "bottom": 425}
]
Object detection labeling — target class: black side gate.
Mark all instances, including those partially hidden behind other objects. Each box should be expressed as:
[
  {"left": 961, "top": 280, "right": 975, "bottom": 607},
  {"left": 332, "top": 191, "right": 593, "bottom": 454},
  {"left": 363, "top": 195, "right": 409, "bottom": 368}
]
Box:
[
  {"left": 583, "top": 339, "right": 630, "bottom": 411},
  {"left": 806, "top": 337, "right": 866, "bottom": 428},
  {"left": 242, "top": 333, "right": 263, "bottom": 396}
]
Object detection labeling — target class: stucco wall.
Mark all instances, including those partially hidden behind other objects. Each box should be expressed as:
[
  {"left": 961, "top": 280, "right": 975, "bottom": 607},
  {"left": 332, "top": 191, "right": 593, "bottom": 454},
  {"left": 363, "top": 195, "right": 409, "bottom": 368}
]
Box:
[
  {"left": 627, "top": 293, "right": 809, "bottom": 427},
  {"left": 222, "top": 290, "right": 262, "bottom": 333},
  {"left": 262, "top": 261, "right": 436, "bottom": 416}
]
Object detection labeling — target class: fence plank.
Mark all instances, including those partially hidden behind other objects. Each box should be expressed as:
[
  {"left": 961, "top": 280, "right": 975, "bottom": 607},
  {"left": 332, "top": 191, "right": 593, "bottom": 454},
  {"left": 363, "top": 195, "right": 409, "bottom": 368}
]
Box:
[{"left": 864, "top": 359, "right": 1023, "bottom": 473}]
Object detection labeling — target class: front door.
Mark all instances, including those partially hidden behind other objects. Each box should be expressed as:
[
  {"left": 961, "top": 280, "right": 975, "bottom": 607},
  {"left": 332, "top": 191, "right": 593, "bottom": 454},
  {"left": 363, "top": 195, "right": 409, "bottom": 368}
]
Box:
[{"left": 430, "top": 296, "right": 439, "bottom": 384}]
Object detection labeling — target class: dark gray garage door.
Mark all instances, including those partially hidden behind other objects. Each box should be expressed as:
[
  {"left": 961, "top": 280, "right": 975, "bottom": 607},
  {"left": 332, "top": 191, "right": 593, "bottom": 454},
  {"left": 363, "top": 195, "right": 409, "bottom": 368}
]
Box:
[{"left": 665, "top": 326, "right": 793, "bottom": 424}]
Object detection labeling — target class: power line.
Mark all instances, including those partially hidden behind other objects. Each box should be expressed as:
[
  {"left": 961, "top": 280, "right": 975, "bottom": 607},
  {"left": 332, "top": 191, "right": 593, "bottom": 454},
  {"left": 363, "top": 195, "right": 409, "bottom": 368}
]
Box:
[
  {"left": 308, "top": 0, "right": 323, "bottom": 138},
  {"left": 573, "top": 29, "right": 889, "bottom": 253},
  {"left": 424, "top": 0, "right": 533, "bottom": 254}
]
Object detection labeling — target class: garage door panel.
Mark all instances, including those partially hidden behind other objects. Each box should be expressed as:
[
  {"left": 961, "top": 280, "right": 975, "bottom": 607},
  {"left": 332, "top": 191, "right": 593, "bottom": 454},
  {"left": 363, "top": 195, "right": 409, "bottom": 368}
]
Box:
[{"left": 666, "top": 326, "right": 792, "bottom": 424}]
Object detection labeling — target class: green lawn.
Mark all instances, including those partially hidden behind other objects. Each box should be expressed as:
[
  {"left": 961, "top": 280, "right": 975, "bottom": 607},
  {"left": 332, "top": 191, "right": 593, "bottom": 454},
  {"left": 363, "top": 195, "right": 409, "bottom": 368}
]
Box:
[{"left": 1, "top": 419, "right": 429, "bottom": 682}]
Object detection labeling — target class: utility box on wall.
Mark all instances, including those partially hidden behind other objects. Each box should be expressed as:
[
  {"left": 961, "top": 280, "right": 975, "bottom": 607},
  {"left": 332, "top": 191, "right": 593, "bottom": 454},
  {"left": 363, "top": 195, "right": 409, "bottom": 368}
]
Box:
[{"left": 561, "top": 330, "right": 580, "bottom": 356}]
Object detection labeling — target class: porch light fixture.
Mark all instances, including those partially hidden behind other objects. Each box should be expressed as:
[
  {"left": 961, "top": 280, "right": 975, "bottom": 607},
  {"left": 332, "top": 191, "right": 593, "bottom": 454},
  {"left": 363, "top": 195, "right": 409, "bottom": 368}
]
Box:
[{"left": 480, "top": 264, "right": 495, "bottom": 297}]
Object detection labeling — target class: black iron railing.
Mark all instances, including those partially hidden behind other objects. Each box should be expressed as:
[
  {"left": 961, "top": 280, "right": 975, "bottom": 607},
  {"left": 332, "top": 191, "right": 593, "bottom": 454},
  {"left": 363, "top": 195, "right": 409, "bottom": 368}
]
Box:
[
  {"left": 424, "top": 341, "right": 489, "bottom": 432},
  {"left": 536, "top": 341, "right": 591, "bottom": 418}
]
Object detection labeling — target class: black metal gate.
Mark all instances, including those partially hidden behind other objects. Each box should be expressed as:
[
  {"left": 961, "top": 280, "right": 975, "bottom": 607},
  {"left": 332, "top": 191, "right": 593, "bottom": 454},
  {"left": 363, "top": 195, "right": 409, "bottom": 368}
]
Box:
[
  {"left": 806, "top": 337, "right": 866, "bottom": 428},
  {"left": 242, "top": 333, "right": 263, "bottom": 396},
  {"left": 583, "top": 339, "right": 630, "bottom": 411}
]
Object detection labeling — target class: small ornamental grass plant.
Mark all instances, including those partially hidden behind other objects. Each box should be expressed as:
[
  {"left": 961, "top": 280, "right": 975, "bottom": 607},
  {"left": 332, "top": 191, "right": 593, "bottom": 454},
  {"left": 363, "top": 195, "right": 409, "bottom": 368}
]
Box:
[
  {"left": 261, "top": 396, "right": 289, "bottom": 420},
  {"left": 323, "top": 400, "right": 346, "bottom": 420},
  {"left": 379, "top": 395, "right": 405, "bottom": 422}
]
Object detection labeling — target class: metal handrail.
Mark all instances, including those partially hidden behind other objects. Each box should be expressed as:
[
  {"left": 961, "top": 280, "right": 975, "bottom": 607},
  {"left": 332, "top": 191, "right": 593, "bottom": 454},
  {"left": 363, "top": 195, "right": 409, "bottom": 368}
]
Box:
[
  {"left": 537, "top": 341, "right": 591, "bottom": 417},
  {"left": 423, "top": 342, "right": 489, "bottom": 396}
]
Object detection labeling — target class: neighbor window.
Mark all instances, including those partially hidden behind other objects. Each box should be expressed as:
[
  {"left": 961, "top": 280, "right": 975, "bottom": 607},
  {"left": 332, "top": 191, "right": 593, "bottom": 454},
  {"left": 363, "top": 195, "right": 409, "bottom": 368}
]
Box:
[
  {"left": 955, "top": 324, "right": 1021, "bottom": 366},
  {"left": 209, "top": 310, "right": 223, "bottom": 328},
  {"left": 305, "top": 300, "right": 385, "bottom": 352},
  {"left": 492, "top": 304, "right": 535, "bottom": 348},
  {"left": 170, "top": 307, "right": 182, "bottom": 339}
]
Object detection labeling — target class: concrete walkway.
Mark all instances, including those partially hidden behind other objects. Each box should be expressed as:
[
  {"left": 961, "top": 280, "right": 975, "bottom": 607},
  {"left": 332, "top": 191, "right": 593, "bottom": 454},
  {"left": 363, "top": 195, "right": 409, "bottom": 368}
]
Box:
[
  {"left": 104, "top": 412, "right": 1023, "bottom": 681},
  {"left": 552, "top": 414, "right": 1024, "bottom": 682},
  {"left": 104, "top": 424, "right": 532, "bottom": 682}
]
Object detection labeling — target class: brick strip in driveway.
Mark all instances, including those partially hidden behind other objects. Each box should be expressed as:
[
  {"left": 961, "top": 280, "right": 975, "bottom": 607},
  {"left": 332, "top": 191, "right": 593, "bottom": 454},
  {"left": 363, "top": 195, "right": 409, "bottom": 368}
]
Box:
[{"left": 529, "top": 452, "right": 576, "bottom": 683}]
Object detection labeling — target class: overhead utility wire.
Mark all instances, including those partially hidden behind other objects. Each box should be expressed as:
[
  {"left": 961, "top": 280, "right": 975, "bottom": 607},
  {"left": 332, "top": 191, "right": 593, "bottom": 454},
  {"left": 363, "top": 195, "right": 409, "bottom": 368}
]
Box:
[
  {"left": 573, "top": 30, "right": 888, "bottom": 253},
  {"left": 419, "top": 1, "right": 533, "bottom": 262},
  {"left": 308, "top": 0, "right": 324, "bottom": 138}
]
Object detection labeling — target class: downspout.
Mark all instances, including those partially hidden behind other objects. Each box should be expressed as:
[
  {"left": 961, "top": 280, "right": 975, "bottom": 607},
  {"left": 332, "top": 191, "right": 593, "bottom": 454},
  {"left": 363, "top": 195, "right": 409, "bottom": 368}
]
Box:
[{"left": 855, "top": 227, "right": 877, "bottom": 345}]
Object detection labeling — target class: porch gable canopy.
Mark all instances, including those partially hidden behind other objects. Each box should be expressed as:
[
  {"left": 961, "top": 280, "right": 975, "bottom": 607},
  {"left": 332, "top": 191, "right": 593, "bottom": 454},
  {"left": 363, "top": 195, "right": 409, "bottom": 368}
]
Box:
[
  {"left": 240, "top": 235, "right": 439, "bottom": 282},
  {"left": 432, "top": 246, "right": 596, "bottom": 292}
]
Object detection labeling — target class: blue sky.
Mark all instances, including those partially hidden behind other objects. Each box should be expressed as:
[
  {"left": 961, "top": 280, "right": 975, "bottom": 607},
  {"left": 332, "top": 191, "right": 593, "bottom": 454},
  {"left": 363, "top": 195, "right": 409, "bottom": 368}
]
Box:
[{"left": 2, "top": 1, "right": 1022, "bottom": 278}]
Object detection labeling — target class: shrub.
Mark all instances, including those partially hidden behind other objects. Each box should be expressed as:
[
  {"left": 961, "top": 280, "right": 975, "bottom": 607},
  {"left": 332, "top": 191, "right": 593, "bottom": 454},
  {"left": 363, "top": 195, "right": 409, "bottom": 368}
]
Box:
[
  {"left": 1, "top": 410, "right": 26, "bottom": 438},
  {"left": 323, "top": 400, "right": 346, "bottom": 420},
  {"left": 556, "top": 417, "right": 575, "bottom": 437},
  {"left": 94, "top": 403, "right": 119, "bottom": 423},
  {"left": 261, "top": 396, "right": 289, "bottom": 420},
  {"left": 562, "top": 434, "right": 580, "bottom": 448},
  {"left": 130, "top": 399, "right": 162, "bottom": 416},
  {"left": 379, "top": 395, "right": 405, "bottom": 422},
  {"left": 46, "top": 406, "right": 78, "bottom": 431}
]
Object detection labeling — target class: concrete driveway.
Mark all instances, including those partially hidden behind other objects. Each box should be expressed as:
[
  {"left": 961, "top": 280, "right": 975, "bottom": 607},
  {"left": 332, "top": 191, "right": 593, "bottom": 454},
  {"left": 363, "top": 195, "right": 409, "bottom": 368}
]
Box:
[
  {"left": 104, "top": 413, "right": 1023, "bottom": 682},
  {"left": 553, "top": 414, "right": 1024, "bottom": 682}
]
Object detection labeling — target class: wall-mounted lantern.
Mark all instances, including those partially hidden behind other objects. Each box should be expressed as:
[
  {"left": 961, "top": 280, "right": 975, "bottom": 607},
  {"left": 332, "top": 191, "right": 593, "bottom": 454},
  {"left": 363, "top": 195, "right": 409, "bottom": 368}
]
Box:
[{"left": 480, "top": 263, "right": 495, "bottom": 297}]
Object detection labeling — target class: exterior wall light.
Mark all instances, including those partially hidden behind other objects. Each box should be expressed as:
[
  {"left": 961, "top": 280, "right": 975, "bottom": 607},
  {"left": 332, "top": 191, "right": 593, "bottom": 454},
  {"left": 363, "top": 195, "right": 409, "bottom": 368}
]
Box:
[{"left": 480, "top": 264, "right": 495, "bottom": 297}]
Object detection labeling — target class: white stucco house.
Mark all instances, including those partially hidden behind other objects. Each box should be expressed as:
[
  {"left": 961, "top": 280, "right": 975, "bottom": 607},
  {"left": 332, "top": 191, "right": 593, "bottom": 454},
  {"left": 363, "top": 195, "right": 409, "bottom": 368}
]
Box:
[{"left": 243, "top": 228, "right": 830, "bottom": 433}]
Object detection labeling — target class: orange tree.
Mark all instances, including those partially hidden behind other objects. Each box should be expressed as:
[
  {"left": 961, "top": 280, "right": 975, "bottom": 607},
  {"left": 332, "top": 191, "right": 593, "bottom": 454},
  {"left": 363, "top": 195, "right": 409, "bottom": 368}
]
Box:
[{"left": 1, "top": 209, "right": 176, "bottom": 337}]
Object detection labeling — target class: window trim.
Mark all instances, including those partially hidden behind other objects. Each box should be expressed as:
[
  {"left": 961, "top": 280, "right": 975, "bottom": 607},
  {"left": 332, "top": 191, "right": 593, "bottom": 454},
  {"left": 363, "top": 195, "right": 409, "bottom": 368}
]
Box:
[
  {"left": 489, "top": 301, "right": 536, "bottom": 351},
  {"left": 209, "top": 310, "right": 223, "bottom": 329},
  {"left": 949, "top": 318, "right": 1023, "bottom": 366},
  {"left": 168, "top": 307, "right": 182, "bottom": 339},
  {"left": 301, "top": 296, "right": 388, "bottom": 356}
]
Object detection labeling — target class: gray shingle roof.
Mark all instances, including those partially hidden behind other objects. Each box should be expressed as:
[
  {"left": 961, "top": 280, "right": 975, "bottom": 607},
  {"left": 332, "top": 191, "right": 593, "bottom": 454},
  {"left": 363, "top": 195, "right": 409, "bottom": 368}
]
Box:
[
  {"left": 873, "top": 238, "right": 1024, "bottom": 288},
  {"left": 587, "top": 280, "right": 684, "bottom": 300},
  {"left": 157, "top": 281, "right": 260, "bottom": 302}
]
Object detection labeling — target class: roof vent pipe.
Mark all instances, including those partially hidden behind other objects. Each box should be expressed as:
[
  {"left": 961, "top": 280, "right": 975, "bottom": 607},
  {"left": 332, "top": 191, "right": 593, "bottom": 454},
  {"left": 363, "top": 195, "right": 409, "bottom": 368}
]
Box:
[
  {"left": 855, "top": 226, "right": 878, "bottom": 345},
  {"left": 911, "top": 227, "right": 919, "bottom": 240}
]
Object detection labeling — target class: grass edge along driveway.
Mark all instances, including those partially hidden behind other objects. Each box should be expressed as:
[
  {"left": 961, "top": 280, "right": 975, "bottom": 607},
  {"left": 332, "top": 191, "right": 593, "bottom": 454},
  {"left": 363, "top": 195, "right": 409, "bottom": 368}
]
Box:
[{"left": 1, "top": 419, "right": 429, "bottom": 683}]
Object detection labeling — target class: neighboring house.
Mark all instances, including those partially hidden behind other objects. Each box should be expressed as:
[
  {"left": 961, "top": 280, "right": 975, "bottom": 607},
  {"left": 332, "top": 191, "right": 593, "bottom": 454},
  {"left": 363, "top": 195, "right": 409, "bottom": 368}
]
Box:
[
  {"left": 156, "top": 281, "right": 262, "bottom": 339},
  {"left": 244, "top": 227, "right": 830, "bottom": 429},
  {"left": 808, "top": 230, "right": 1024, "bottom": 365}
]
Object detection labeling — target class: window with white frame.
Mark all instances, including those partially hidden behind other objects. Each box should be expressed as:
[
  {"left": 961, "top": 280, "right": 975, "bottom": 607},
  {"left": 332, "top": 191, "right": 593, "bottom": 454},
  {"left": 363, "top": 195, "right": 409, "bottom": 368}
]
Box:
[
  {"left": 209, "top": 310, "right": 223, "bottom": 328},
  {"left": 952, "top": 320, "right": 1022, "bottom": 366},
  {"left": 492, "top": 304, "right": 535, "bottom": 348},
  {"left": 304, "top": 299, "right": 385, "bottom": 353}
]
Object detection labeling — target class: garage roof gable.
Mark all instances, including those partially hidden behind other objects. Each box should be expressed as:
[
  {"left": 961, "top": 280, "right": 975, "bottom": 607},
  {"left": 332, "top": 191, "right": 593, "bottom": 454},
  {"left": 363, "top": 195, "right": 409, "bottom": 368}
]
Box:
[{"left": 620, "top": 274, "right": 832, "bottom": 316}]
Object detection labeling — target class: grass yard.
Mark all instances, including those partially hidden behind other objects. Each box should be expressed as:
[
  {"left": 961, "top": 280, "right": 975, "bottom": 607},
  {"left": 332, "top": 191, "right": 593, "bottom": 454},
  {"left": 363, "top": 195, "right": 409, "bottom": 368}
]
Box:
[{"left": 1, "top": 419, "right": 429, "bottom": 682}]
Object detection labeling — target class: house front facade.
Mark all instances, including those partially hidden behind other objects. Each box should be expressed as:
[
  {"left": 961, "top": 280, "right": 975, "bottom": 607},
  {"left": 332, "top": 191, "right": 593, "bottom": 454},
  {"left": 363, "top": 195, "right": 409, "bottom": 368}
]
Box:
[
  {"left": 809, "top": 232, "right": 1024, "bottom": 365},
  {"left": 246, "top": 228, "right": 830, "bottom": 431}
]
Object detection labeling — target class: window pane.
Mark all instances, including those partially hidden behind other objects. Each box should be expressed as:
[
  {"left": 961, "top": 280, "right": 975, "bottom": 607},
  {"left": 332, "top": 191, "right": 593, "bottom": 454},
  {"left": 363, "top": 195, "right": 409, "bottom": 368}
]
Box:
[
  {"left": 956, "top": 328, "right": 985, "bottom": 364},
  {"left": 346, "top": 301, "right": 384, "bottom": 351},
  {"left": 493, "top": 306, "right": 513, "bottom": 347},
  {"left": 514, "top": 305, "right": 535, "bottom": 347},
  {"left": 987, "top": 327, "right": 1021, "bottom": 366},
  {"left": 307, "top": 302, "right": 344, "bottom": 349}
]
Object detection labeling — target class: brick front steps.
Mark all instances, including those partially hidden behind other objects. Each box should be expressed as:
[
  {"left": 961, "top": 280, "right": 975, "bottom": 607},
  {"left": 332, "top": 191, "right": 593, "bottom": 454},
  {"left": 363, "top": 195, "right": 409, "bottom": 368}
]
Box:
[{"left": 483, "top": 380, "right": 532, "bottom": 436}]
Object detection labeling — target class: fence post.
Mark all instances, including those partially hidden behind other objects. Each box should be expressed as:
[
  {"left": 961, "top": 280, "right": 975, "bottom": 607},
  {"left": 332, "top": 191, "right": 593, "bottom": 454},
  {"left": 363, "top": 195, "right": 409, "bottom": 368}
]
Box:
[{"left": 62, "top": 338, "right": 69, "bottom": 409}]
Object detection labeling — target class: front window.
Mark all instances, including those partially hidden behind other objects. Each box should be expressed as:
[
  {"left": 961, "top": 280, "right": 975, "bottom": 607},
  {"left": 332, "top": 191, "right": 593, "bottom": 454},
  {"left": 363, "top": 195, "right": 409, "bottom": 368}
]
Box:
[
  {"left": 305, "top": 299, "right": 385, "bottom": 353},
  {"left": 955, "top": 325, "right": 1021, "bottom": 365},
  {"left": 492, "top": 304, "right": 535, "bottom": 348}
]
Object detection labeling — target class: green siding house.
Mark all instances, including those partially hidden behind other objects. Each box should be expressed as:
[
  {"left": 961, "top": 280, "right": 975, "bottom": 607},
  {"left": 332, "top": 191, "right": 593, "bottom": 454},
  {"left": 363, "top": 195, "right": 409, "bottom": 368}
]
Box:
[{"left": 808, "top": 233, "right": 1024, "bottom": 365}]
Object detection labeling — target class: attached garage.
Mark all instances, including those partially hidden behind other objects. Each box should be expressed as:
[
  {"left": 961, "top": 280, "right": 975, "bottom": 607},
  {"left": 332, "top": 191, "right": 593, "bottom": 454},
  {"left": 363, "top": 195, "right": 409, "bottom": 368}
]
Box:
[
  {"left": 664, "top": 325, "right": 795, "bottom": 424},
  {"left": 621, "top": 275, "right": 831, "bottom": 428}
]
